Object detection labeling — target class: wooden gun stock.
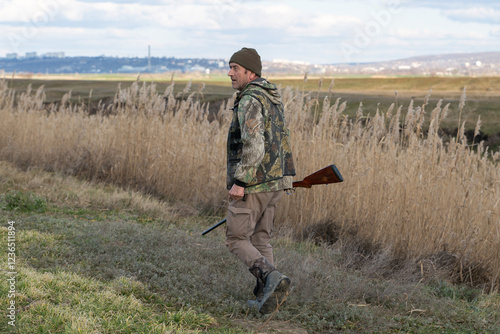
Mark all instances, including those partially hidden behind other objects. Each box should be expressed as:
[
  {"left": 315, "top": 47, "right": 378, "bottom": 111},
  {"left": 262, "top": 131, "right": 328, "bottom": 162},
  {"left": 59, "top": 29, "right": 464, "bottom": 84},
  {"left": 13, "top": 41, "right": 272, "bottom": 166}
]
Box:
[
  {"left": 292, "top": 164, "right": 343, "bottom": 188},
  {"left": 201, "top": 164, "right": 343, "bottom": 235}
]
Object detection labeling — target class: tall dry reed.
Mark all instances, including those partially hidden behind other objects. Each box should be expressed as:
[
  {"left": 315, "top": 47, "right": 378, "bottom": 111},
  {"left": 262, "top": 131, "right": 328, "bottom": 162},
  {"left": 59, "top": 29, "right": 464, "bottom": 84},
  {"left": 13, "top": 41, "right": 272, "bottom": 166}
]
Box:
[{"left": 0, "top": 79, "right": 498, "bottom": 291}]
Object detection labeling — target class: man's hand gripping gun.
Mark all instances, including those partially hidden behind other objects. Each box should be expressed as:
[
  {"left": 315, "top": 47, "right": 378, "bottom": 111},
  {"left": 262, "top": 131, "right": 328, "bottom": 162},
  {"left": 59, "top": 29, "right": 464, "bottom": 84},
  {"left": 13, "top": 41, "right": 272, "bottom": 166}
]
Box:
[{"left": 201, "top": 164, "right": 344, "bottom": 236}]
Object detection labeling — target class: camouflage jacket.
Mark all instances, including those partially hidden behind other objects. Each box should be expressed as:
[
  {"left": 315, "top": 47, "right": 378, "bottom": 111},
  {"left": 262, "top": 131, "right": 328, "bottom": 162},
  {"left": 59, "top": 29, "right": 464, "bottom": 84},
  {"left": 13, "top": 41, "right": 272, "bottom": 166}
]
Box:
[{"left": 227, "top": 78, "right": 295, "bottom": 194}]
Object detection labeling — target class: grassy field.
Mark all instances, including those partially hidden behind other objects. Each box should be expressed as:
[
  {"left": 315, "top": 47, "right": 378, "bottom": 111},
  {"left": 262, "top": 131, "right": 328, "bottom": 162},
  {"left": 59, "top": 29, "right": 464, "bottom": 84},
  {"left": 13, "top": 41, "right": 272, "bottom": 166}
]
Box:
[
  {"left": 0, "top": 74, "right": 499, "bottom": 333},
  {"left": 1, "top": 161, "right": 499, "bottom": 333}
]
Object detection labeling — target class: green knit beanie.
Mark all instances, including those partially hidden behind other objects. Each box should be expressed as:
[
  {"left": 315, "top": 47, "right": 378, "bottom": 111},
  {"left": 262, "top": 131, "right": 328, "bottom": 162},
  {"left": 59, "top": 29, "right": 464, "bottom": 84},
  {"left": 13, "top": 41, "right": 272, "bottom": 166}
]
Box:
[{"left": 229, "top": 47, "right": 262, "bottom": 77}]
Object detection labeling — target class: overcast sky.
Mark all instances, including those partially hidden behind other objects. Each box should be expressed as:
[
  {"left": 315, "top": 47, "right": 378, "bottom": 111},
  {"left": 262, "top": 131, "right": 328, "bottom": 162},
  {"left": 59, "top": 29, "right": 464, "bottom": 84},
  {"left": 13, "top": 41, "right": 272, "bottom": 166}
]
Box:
[{"left": 1, "top": 0, "right": 499, "bottom": 64}]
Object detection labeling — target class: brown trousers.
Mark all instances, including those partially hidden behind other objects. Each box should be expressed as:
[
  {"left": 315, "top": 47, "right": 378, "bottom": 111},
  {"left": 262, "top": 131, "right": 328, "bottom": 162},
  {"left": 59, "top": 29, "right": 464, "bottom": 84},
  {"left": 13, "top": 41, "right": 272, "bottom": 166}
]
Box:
[{"left": 225, "top": 191, "right": 284, "bottom": 268}]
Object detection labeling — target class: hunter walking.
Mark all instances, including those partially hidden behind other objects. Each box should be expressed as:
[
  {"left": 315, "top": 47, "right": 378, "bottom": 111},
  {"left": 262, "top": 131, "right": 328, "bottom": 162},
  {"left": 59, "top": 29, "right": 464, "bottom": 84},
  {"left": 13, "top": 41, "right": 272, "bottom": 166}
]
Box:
[{"left": 225, "top": 47, "right": 295, "bottom": 314}]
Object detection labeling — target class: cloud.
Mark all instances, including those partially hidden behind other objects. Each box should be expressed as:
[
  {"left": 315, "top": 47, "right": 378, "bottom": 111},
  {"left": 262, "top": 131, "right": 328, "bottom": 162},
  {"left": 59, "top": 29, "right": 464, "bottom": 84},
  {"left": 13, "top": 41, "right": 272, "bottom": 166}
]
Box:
[
  {"left": 388, "top": 29, "right": 487, "bottom": 41},
  {"left": 443, "top": 7, "right": 500, "bottom": 24},
  {"left": 397, "top": 1, "right": 500, "bottom": 23},
  {"left": 398, "top": 0, "right": 500, "bottom": 9},
  {"left": 490, "top": 28, "right": 500, "bottom": 37},
  {"left": 0, "top": 0, "right": 62, "bottom": 22},
  {"left": 1, "top": 0, "right": 500, "bottom": 63},
  {"left": 286, "top": 14, "right": 361, "bottom": 37},
  {"left": 1, "top": 0, "right": 362, "bottom": 35}
]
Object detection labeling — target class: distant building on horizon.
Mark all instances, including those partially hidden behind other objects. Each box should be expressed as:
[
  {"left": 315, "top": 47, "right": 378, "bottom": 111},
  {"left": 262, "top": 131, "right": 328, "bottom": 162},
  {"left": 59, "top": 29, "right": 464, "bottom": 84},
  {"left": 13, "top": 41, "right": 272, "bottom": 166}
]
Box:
[
  {"left": 43, "top": 52, "right": 65, "bottom": 58},
  {"left": 25, "top": 52, "right": 37, "bottom": 59}
]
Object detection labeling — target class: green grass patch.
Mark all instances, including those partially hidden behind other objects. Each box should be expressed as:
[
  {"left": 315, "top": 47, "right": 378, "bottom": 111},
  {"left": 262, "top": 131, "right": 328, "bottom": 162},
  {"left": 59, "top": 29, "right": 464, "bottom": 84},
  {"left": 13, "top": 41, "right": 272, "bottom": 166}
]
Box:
[
  {"left": 2, "top": 190, "right": 47, "bottom": 213},
  {"left": 0, "top": 263, "right": 217, "bottom": 333}
]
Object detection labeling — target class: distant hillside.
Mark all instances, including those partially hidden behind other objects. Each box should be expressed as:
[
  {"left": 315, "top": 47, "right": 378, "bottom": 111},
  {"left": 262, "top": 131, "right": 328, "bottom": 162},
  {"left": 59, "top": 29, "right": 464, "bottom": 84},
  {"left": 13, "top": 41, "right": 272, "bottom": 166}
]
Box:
[
  {"left": 0, "top": 55, "right": 226, "bottom": 75},
  {"left": 1, "top": 52, "right": 499, "bottom": 76},
  {"left": 328, "top": 52, "right": 500, "bottom": 76},
  {"left": 393, "top": 52, "right": 500, "bottom": 64}
]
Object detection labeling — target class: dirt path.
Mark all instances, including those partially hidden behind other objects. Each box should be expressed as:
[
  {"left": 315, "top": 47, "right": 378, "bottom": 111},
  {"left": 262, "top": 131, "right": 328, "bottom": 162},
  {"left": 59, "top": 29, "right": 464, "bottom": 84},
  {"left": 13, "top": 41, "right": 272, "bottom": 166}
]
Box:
[{"left": 232, "top": 318, "right": 309, "bottom": 334}]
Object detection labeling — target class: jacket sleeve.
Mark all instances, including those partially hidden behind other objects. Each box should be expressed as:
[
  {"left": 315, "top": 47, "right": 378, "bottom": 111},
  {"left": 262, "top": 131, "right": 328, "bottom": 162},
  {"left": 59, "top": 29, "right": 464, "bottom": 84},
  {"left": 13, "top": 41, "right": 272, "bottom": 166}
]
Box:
[{"left": 233, "top": 95, "right": 265, "bottom": 186}]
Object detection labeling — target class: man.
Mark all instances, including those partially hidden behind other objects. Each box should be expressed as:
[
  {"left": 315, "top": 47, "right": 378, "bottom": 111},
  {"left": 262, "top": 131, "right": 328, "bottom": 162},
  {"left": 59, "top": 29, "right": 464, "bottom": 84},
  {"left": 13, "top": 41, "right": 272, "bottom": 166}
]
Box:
[{"left": 225, "top": 47, "right": 295, "bottom": 314}]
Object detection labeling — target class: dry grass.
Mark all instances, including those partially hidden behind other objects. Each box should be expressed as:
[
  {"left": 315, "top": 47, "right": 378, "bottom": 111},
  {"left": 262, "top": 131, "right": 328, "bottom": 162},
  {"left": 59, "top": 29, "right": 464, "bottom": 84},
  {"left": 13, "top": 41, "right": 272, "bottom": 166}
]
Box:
[
  {"left": 0, "top": 78, "right": 499, "bottom": 291},
  {"left": 0, "top": 160, "right": 184, "bottom": 220}
]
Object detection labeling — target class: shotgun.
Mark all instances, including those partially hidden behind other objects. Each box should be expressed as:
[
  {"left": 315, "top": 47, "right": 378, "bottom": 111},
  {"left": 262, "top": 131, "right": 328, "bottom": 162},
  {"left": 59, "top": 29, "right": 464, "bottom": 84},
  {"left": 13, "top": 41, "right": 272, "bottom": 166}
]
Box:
[{"left": 201, "top": 164, "right": 343, "bottom": 235}]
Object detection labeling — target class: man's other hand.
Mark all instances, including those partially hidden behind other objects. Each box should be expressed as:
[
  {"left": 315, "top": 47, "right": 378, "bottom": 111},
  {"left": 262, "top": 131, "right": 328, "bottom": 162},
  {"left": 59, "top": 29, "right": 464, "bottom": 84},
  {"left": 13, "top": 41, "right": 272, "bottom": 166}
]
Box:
[{"left": 229, "top": 184, "right": 245, "bottom": 201}]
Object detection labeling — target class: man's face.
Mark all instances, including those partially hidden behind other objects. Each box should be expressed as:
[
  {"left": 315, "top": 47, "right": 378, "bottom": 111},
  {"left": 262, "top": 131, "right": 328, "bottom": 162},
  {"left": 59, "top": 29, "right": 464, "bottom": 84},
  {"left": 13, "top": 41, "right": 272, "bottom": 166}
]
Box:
[{"left": 228, "top": 62, "right": 254, "bottom": 90}]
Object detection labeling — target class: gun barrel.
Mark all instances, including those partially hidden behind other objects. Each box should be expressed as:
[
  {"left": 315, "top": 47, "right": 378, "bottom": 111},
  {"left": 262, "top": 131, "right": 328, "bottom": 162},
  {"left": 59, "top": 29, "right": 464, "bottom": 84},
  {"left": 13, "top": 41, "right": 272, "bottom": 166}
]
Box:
[{"left": 201, "top": 218, "right": 227, "bottom": 235}]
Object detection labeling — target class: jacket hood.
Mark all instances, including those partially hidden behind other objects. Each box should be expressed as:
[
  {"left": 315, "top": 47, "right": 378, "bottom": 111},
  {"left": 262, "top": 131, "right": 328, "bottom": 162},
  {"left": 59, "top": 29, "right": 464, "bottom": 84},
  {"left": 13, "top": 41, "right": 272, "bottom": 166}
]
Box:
[{"left": 241, "top": 78, "right": 281, "bottom": 105}]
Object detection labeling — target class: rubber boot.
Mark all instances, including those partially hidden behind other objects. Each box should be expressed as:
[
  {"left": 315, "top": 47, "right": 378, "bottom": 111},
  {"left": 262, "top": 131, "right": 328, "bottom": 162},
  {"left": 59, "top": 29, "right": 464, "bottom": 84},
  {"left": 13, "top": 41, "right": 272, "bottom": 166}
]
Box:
[
  {"left": 258, "top": 270, "right": 291, "bottom": 314},
  {"left": 253, "top": 277, "right": 265, "bottom": 301},
  {"left": 247, "top": 278, "right": 264, "bottom": 312},
  {"left": 247, "top": 257, "right": 291, "bottom": 314},
  {"left": 247, "top": 259, "right": 268, "bottom": 311}
]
